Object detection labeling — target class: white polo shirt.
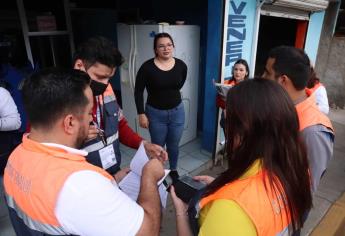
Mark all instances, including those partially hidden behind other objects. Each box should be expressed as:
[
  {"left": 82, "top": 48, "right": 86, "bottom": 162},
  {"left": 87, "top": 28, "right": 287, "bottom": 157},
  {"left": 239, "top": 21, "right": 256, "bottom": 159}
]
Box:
[{"left": 43, "top": 143, "right": 144, "bottom": 236}]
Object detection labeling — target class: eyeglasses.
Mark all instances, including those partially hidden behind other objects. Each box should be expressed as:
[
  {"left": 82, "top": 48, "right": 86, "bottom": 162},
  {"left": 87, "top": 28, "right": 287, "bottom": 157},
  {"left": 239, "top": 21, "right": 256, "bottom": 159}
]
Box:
[{"left": 157, "top": 44, "right": 174, "bottom": 50}]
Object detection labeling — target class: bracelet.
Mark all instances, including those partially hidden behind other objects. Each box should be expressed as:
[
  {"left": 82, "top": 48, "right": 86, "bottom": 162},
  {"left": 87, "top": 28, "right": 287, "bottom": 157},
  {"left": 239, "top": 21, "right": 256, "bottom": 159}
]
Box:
[{"left": 176, "top": 211, "right": 188, "bottom": 217}]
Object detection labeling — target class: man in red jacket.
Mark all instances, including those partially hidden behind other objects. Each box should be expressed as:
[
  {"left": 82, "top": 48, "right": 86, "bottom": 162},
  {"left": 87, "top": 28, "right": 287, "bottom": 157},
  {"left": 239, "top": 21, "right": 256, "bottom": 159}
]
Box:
[{"left": 73, "top": 36, "right": 167, "bottom": 180}]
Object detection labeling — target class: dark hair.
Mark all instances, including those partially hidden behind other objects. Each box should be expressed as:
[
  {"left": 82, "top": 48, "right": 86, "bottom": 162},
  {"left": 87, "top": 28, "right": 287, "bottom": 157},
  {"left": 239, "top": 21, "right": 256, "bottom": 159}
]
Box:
[
  {"left": 153, "top": 33, "right": 174, "bottom": 52},
  {"left": 204, "top": 78, "right": 312, "bottom": 232},
  {"left": 73, "top": 36, "right": 123, "bottom": 69},
  {"left": 22, "top": 68, "right": 91, "bottom": 129},
  {"left": 231, "top": 59, "right": 250, "bottom": 80},
  {"left": 268, "top": 46, "right": 311, "bottom": 90},
  {"left": 307, "top": 67, "right": 320, "bottom": 89}
]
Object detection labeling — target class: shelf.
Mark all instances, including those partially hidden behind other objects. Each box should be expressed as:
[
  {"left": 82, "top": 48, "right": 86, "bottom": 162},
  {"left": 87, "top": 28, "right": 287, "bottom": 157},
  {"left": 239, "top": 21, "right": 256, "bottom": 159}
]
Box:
[
  {"left": 17, "top": 0, "right": 75, "bottom": 66},
  {"left": 28, "top": 30, "right": 69, "bottom": 36}
]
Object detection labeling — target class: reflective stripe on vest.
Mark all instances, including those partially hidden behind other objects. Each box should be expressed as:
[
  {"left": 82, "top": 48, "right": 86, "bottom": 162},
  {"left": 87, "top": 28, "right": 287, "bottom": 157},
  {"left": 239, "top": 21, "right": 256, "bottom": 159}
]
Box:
[
  {"left": 296, "top": 94, "right": 334, "bottom": 132},
  {"left": 4, "top": 135, "right": 113, "bottom": 235},
  {"left": 277, "top": 226, "right": 290, "bottom": 236},
  {"left": 83, "top": 132, "right": 119, "bottom": 153},
  {"left": 199, "top": 171, "right": 291, "bottom": 236},
  {"left": 102, "top": 93, "right": 116, "bottom": 104},
  {"left": 5, "top": 193, "right": 68, "bottom": 235}
]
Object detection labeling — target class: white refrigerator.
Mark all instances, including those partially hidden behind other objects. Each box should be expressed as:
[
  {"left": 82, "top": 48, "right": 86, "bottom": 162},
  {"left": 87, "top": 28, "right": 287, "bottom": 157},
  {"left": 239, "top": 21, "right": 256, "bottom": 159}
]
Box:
[{"left": 117, "top": 23, "right": 200, "bottom": 146}]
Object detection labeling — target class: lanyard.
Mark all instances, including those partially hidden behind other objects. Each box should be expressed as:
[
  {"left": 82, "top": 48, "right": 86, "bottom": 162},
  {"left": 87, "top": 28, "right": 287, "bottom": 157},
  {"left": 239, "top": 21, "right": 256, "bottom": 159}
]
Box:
[
  {"left": 93, "top": 96, "right": 105, "bottom": 129},
  {"left": 93, "top": 96, "right": 107, "bottom": 146}
]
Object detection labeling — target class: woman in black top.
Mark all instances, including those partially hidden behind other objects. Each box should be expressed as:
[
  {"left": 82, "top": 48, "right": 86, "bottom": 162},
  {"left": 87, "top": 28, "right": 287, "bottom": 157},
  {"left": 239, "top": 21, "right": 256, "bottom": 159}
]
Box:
[{"left": 135, "top": 33, "right": 187, "bottom": 179}]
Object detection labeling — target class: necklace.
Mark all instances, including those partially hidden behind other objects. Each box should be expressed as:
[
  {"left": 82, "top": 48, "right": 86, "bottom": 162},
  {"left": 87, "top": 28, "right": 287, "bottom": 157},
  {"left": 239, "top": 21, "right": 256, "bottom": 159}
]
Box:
[{"left": 154, "top": 57, "right": 175, "bottom": 71}]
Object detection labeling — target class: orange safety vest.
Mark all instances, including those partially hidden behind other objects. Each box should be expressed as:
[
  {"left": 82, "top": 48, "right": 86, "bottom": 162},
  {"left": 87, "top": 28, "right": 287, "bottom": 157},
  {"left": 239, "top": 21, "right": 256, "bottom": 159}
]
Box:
[
  {"left": 99, "top": 83, "right": 116, "bottom": 103},
  {"left": 224, "top": 79, "right": 237, "bottom": 86},
  {"left": 295, "top": 93, "right": 333, "bottom": 132},
  {"left": 305, "top": 82, "right": 323, "bottom": 96},
  {"left": 4, "top": 135, "right": 113, "bottom": 235},
  {"left": 200, "top": 171, "right": 291, "bottom": 236}
]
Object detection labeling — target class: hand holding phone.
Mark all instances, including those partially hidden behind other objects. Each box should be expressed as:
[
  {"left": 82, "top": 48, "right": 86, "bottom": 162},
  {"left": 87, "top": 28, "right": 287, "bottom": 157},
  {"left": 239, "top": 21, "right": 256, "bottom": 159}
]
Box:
[{"left": 172, "top": 175, "right": 207, "bottom": 203}]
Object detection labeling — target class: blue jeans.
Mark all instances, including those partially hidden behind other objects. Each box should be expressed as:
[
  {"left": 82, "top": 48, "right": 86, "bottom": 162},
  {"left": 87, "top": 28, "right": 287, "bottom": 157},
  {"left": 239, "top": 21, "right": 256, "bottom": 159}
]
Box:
[{"left": 146, "top": 102, "right": 185, "bottom": 170}]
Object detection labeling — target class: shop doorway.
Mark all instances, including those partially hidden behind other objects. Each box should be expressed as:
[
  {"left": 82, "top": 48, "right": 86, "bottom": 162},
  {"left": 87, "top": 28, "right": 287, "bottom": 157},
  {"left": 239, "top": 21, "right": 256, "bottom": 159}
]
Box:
[{"left": 255, "top": 15, "right": 308, "bottom": 76}]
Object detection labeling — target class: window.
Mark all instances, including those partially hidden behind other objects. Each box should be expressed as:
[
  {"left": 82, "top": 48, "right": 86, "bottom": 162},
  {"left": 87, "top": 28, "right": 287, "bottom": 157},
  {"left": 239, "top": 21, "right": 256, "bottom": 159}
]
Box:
[{"left": 334, "top": 0, "right": 345, "bottom": 36}]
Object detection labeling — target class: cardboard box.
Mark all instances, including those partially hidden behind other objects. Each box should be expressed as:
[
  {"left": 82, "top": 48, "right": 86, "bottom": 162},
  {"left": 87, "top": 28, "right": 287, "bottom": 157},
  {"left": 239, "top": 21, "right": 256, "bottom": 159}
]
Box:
[{"left": 36, "top": 15, "right": 56, "bottom": 31}]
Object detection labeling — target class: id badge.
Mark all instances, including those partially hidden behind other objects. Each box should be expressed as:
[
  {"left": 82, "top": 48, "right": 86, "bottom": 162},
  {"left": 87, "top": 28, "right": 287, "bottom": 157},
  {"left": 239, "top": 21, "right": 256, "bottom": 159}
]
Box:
[{"left": 99, "top": 144, "right": 117, "bottom": 169}]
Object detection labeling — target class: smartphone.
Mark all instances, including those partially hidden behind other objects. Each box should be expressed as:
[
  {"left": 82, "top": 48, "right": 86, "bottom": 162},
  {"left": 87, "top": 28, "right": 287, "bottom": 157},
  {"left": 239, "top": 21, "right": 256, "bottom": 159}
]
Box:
[
  {"left": 179, "top": 175, "right": 206, "bottom": 190},
  {"left": 173, "top": 175, "right": 206, "bottom": 203}
]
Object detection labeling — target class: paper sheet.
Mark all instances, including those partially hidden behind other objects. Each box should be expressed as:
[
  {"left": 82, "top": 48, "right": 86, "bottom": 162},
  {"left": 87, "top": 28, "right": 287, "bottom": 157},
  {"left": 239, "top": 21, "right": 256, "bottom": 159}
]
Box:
[
  {"left": 119, "top": 142, "right": 170, "bottom": 207},
  {"left": 214, "top": 82, "right": 233, "bottom": 97}
]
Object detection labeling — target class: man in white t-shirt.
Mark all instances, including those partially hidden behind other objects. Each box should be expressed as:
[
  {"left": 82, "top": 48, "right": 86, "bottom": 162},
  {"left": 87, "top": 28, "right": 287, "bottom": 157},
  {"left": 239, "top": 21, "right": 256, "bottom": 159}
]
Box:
[
  {"left": 0, "top": 87, "right": 21, "bottom": 131},
  {"left": 4, "top": 68, "right": 164, "bottom": 236},
  {"left": 0, "top": 86, "right": 22, "bottom": 174}
]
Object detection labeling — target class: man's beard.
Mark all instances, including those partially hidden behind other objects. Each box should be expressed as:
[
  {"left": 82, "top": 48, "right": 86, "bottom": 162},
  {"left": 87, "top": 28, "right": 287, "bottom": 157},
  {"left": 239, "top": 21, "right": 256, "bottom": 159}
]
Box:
[{"left": 75, "top": 126, "right": 88, "bottom": 149}]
